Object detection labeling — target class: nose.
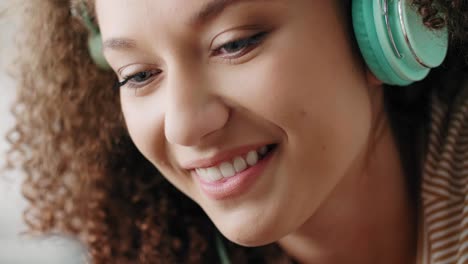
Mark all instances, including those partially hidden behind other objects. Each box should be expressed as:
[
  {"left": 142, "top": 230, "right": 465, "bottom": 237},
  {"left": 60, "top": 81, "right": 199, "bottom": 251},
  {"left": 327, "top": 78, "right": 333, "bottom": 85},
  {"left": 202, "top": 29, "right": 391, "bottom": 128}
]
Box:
[{"left": 164, "top": 66, "right": 229, "bottom": 146}]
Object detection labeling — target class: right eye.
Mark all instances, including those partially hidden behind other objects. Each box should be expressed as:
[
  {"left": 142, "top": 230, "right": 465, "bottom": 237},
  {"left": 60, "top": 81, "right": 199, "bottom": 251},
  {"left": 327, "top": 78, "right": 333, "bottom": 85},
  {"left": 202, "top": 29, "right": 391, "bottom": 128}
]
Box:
[{"left": 115, "top": 69, "right": 162, "bottom": 90}]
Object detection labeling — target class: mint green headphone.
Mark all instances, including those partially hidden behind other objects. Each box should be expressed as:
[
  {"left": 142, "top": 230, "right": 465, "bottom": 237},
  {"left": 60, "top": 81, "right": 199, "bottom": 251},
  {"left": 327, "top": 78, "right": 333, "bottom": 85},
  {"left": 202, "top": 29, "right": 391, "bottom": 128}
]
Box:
[
  {"left": 81, "top": 0, "right": 449, "bottom": 84},
  {"left": 74, "top": 1, "right": 110, "bottom": 70},
  {"left": 352, "top": 0, "right": 449, "bottom": 85}
]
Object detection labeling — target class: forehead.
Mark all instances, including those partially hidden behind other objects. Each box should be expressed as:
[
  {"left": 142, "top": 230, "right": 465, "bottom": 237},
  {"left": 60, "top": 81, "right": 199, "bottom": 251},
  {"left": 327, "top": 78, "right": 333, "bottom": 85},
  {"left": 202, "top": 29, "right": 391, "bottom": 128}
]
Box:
[{"left": 95, "top": 0, "right": 273, "bottom": 30}]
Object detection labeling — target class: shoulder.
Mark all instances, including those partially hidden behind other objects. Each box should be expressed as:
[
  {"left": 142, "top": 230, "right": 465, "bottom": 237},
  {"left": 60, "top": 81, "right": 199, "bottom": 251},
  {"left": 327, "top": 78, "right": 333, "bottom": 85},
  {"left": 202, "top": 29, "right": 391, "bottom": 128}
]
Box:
[
  {"left": 418, "top": 77, "right": 468, "bottom": 263},
  {"left": 423, "top": 75, "right": 468, "bottom": 201},
  {"left": 426, "top": 77, "right": 468, "bottom": 171}
]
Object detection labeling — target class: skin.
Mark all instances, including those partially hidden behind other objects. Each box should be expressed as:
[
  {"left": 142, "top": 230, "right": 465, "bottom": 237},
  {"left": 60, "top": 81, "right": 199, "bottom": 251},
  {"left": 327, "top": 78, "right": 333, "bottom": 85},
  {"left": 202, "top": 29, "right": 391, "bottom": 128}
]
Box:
[{"left": 96, "top": 0, "right": 417, "bottom": 263}]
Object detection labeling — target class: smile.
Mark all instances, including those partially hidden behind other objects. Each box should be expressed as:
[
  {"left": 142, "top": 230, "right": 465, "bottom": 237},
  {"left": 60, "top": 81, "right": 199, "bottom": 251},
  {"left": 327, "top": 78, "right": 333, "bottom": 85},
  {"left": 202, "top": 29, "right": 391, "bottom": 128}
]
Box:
[
  {"left": 192, "top": 144, "right": 278, "bottom": 200},
  {"left": 194, "top": 144, "right": 276, "bottom": 182}
]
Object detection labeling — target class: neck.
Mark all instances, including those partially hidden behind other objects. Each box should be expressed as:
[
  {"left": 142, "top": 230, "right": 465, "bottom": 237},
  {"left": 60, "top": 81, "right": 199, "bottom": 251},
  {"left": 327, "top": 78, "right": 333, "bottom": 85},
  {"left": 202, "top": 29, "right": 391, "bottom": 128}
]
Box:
[{"left": 278, "top": 115, "right": 418, "bottom": 264}]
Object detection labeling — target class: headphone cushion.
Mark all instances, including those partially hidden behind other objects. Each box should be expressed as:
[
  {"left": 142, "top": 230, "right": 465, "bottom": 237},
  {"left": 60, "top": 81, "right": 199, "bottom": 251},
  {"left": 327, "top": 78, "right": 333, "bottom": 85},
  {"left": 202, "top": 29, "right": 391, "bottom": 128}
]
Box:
[{"left": 352, "top": 0, "right": 408, "bottom": 85}]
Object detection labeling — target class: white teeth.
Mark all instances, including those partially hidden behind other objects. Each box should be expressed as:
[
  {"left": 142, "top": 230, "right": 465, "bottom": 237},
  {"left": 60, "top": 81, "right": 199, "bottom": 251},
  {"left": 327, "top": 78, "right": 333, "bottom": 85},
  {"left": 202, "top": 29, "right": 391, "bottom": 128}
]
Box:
[
  {"left": 219, "top": 162, "right": 236, "bottom": 177},
  {"left": 206, "top": 167, "right": 223, "bottom": 182},
  {"left": 233, "top": 157, "right": 247, "bottom": 173},
  {"left": 196, "top": 168, "right": 205, "bottom": 175},
  {"left": 246, "top": 150, "right": 259, "bottom": 166},
  {"left": 196, "top": 168, "right": 207, "bottom": 181},
  {"left": 195, "top": 145, "right": 272, "bottom": 182},
  {"left": 258, "top": 146, "right": 268, "bottom": 155}
]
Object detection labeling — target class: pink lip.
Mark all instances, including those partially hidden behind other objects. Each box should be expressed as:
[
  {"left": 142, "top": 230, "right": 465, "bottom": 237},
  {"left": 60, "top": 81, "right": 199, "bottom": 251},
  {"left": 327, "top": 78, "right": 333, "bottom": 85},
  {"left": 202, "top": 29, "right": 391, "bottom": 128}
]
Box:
[
  {"left": 192, "top": 146, "right": 277, "bottom": 200},
  {"left": 181, "top": 142, "right": 273, "bottom": 170}
]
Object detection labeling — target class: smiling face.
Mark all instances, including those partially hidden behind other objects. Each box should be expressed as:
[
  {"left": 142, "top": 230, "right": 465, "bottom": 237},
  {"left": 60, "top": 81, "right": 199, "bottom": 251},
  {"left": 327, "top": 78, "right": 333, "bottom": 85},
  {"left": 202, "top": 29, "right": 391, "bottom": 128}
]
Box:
[{"left": 96, "top": 0, "right": 378, "bottom": 246}]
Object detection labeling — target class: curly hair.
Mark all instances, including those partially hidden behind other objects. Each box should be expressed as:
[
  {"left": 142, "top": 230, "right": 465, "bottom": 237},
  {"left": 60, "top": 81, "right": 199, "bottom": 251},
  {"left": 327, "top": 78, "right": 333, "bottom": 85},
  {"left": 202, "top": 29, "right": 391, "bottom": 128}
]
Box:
[{"left": 6, "top": 0, "right": 468, "bottom": 263}]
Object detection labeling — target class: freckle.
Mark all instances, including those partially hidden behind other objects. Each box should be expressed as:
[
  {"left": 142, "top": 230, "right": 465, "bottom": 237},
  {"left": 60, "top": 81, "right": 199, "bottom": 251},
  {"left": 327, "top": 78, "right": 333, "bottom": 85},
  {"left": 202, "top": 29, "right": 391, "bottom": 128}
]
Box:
[{"left": 299, "top": 109, "right": 307, "bottom": 118}]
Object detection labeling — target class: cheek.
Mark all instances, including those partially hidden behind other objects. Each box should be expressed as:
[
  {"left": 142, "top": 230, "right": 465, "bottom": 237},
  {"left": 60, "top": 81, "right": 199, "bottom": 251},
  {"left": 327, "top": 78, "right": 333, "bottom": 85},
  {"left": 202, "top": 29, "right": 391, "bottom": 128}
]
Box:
[
  {"left": 265, "top": 37, "right": 372, "bottom": 171},
  {"left": 121, "top": 96, "right": 196, "bottom": 196},
  {"left": 120, "top": 95, "right": 165, "bottom": 164},
  {"left": 227, "top": 28, "right": 371, "bottom": 140}
]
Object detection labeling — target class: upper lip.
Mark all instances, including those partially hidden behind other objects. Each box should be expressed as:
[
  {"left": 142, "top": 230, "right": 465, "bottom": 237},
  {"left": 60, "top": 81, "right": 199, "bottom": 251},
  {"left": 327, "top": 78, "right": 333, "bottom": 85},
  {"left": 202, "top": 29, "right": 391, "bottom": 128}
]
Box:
[{"left": 181, "top": 142, "right": 274, "bottom": 170}]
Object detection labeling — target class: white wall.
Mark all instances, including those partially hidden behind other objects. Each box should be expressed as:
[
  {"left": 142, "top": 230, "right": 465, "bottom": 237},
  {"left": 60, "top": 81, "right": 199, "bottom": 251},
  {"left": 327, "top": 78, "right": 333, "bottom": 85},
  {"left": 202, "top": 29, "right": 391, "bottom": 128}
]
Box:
[
  {"left": 0, "top": 0, "right": 27, "bottom": 239},
  {"left": 0, "top": 2, "right": 88, "bottom": 263}
]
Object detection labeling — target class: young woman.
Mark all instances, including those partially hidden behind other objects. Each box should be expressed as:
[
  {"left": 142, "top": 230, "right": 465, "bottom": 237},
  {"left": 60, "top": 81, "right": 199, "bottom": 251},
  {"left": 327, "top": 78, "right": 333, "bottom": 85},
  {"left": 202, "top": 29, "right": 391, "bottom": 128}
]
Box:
[{"left": 8, "top": 0, "right": 468, "bottom": 263}]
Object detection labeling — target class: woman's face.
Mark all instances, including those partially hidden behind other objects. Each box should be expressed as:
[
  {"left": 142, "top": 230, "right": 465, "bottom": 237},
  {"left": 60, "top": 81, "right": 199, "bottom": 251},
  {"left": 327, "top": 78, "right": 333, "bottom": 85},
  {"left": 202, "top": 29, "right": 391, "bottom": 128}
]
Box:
[{"left": 97, "top": 0, "right": 376, "bottom": 246}]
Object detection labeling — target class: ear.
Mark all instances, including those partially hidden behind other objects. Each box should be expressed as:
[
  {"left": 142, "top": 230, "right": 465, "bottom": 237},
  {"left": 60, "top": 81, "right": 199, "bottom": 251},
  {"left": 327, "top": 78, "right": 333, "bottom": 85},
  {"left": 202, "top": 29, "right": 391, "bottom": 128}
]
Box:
[{"left": 366, "top": 68, "right": 383, "bottom": 87}]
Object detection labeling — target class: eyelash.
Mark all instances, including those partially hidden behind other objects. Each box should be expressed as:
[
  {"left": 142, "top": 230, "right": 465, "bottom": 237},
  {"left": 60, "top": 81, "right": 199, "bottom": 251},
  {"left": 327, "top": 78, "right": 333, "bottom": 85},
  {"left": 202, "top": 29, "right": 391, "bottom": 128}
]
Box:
[
  {"left": 115, "top": 31, "right": 268, "bottom": 91},
  {"left": 212, "top": 31, "right": 268, "bottom": 61},
  {"left": 115, "top": 70, "right": 161, "bottom": 90}
]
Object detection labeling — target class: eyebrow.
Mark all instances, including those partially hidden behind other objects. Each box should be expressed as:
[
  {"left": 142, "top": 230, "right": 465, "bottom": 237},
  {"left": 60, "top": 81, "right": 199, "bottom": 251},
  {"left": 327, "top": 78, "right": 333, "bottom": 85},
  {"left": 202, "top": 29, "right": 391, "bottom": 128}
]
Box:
[
  {"left": 103, "top": 38, "right": 137, "bottom": 52},
  {"left": 103, "top": 0, "right": 260, "bottom": 52}
]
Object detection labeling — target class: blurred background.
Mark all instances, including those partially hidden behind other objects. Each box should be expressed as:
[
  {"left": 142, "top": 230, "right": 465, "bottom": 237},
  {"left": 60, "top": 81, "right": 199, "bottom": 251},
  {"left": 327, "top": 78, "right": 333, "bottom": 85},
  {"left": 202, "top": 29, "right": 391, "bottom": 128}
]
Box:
[
  {"left": 1, "top": 1, "right": 87, "bottom": 263},
  {"left": 0, "top": 0, "right": 26, "bottom": 240}
]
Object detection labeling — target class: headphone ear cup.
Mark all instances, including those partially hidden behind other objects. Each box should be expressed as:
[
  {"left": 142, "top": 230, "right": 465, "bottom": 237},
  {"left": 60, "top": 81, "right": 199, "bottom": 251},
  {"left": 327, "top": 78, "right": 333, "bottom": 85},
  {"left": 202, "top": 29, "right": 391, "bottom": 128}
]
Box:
[
  {"left": 352, "top": 0, "right": 411, "bottom": 85},
  {"left": 352, "top": 0, "right": 448, "bottom": 86},
  {"left": 88, "top": 33, "right": 111, "bottom": 70}
]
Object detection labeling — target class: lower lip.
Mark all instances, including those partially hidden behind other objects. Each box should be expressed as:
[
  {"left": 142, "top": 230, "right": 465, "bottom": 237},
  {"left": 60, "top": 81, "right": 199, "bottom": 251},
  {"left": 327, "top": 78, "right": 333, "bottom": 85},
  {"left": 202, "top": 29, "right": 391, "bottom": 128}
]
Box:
[{"left": 193, "top": 147, "right": 277, "bottom": 200}]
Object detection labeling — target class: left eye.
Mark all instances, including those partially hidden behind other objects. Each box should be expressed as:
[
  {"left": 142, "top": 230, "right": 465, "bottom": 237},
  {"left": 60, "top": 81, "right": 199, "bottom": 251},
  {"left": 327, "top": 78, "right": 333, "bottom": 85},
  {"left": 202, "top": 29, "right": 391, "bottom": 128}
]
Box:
[{"left": 213, "top": 32, "right": 268, "bottom": 56}]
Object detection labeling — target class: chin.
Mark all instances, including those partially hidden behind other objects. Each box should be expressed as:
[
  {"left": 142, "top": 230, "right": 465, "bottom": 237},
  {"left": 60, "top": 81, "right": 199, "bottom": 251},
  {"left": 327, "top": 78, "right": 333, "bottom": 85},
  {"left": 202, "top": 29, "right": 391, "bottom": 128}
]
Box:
[
  {"left": 224, "top": 232, "right": 276, "bottom": 247},
  {"left": 217, "top": 218, "right": 285, "bottom": 247}
]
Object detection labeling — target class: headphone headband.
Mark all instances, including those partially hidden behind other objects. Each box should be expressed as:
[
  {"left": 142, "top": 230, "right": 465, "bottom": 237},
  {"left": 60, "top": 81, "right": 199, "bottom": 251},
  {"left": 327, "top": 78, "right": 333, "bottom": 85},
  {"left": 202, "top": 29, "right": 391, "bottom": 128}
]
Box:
[{"left": 71, "top": 0, "right": 110, "bottom": 70}]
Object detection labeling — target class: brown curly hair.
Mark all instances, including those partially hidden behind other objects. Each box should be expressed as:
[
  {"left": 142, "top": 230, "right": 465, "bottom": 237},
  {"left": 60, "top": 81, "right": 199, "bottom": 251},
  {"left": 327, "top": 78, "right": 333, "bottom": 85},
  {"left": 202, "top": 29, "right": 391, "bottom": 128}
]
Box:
[{"left": 6, "top": 0, "right": 468, "bottom": 263}]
